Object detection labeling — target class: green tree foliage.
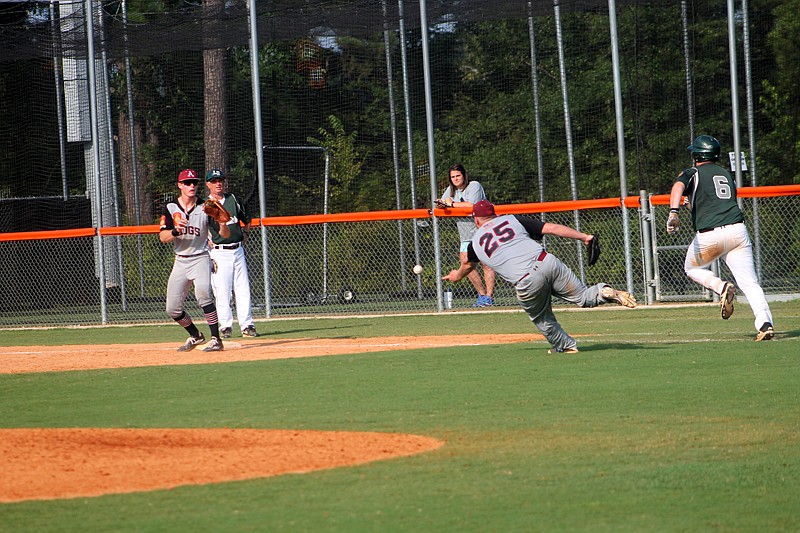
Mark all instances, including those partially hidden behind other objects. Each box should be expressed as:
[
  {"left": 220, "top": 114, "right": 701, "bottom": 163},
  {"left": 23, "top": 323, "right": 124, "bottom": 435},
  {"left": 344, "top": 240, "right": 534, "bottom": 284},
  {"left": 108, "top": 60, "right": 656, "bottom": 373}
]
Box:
[
  {"left": 2, "top": 0, "right": 798, "bottom": 221},
  {"left": 760, "top": 0, "right": 800, "bottom": 185},
  {"left": 308, "top": 115, "right": 363, "bottom": 213}
]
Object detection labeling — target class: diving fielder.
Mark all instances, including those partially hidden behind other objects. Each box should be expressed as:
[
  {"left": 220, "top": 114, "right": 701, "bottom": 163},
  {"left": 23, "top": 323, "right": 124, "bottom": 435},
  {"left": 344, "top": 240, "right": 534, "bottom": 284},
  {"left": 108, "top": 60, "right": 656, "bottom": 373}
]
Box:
[{"left": 443, "top": 200, "right": 636, "bottom": 353}]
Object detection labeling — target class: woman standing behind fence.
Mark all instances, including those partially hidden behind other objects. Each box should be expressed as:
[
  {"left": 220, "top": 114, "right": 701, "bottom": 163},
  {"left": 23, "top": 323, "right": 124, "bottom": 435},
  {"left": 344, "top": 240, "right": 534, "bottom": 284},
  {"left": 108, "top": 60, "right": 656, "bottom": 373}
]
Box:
[{"left": 437, "top": 163, "right": 496, "bottom": 307}]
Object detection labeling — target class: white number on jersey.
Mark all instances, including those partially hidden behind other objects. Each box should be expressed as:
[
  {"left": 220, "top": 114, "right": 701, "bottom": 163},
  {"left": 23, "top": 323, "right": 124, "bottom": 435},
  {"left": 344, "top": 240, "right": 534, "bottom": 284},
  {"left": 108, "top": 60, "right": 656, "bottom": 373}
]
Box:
[
  {"left": 713, "top": 175, "right": 732, "bottom": 199},
  {"left": 477, "top": 220, "right": 516, "bottom": 258}
]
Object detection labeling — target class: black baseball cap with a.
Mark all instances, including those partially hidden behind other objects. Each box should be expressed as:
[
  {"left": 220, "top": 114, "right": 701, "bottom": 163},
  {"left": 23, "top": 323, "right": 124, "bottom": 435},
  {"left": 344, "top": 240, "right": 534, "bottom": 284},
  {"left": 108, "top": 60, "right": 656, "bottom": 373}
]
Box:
[{"left": 206, "top": 168, "right": 225, "bottom": 181}]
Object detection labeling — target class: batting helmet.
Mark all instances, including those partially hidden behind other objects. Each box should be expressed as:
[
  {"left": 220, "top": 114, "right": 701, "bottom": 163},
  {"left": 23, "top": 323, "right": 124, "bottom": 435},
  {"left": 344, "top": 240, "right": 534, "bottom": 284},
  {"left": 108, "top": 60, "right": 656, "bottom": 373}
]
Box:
[{"left": 687, "top": 135, "right": 721, "bottom": 162}]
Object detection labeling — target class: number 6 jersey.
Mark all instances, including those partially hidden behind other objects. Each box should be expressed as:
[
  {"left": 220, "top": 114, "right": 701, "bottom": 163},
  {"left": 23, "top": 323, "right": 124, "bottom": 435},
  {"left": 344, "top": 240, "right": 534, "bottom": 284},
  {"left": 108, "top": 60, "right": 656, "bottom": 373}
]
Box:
[{"left": 675, "top": 163, "right": 744, "bottom": 232}]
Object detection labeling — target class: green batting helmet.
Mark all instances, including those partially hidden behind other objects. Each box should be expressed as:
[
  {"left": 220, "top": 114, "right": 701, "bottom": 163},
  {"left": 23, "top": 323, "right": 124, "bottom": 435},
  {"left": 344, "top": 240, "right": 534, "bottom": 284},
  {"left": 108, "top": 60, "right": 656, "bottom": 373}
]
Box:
[{"left": 687, "top": 135, "right": 721, "bottom": 162}]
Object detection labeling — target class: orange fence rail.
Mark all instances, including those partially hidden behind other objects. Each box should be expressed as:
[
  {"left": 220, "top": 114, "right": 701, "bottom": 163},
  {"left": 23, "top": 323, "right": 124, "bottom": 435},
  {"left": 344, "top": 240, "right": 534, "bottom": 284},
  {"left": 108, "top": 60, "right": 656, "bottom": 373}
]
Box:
[
  {"left": 0, "top": 228, "right": 96, "bottom": 242},
  {"left": 2, "top": 185, "right": 799, "bottom": 241},
  {"left": 649, "top": 184, "right": 800, "bottom": 205}
]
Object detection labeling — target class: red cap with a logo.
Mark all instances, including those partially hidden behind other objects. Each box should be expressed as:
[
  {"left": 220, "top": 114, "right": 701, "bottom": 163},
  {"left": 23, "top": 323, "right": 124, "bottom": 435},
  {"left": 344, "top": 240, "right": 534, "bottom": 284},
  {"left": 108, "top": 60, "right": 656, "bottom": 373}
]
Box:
[{"left": 178, "top": 169, "right": 198, "bottom": 182}]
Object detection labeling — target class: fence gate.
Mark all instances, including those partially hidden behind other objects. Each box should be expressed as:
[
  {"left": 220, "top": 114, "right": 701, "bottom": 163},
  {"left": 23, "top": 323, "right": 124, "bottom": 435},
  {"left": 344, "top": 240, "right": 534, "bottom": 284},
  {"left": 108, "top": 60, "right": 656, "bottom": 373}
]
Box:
[{"left": 649, "top": 196, "right": 718, "bottom": 303}]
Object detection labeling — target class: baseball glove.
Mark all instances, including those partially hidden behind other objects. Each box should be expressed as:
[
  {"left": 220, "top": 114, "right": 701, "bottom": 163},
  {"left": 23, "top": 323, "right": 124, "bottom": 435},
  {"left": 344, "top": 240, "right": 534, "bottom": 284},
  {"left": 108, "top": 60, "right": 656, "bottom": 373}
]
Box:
[
  {"left": 587, "top": 234, "right": 601, "bottom": 266},
  {"left": 203, "top": 198, "right": 231, "bottom": 223}
]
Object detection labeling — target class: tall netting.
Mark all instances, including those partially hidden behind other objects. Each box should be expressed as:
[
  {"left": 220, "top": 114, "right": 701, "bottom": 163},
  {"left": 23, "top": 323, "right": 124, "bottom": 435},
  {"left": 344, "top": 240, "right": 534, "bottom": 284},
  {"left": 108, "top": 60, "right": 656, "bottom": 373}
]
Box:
[
  {"left": 0, "top": 0, "right": 798, "bottom": 326},
  {"left": 1, "top": 0, "right": 791, "bottom": 225}
]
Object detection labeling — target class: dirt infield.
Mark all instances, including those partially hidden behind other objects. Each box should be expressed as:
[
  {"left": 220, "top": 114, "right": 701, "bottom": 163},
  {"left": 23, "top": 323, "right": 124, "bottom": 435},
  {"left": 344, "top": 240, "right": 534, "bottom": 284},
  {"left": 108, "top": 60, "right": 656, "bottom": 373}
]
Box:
[
  {"left": 0, "top": 333, "right": 541, "bottom": 374},
  {"left": 0, "top": 428, "right": 445, "bottom": 503},
  {"left": 0, "top": 334, "right": 538, "bottom": 503}
]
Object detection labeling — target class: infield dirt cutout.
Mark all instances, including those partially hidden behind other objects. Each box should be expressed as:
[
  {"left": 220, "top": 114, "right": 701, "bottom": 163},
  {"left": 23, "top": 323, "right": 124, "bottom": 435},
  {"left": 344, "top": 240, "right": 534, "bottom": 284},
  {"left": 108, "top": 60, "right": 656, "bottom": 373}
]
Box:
[{"left": 0, "top": 333, "right": 539, "bottom": 502}]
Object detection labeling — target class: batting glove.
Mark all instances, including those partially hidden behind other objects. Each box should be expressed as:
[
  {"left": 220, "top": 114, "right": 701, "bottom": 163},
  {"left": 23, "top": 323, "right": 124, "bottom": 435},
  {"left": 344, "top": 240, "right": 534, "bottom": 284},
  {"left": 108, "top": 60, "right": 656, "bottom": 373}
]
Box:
[{"left": 666, "top": 210, "right": 680, "bottom": 234}]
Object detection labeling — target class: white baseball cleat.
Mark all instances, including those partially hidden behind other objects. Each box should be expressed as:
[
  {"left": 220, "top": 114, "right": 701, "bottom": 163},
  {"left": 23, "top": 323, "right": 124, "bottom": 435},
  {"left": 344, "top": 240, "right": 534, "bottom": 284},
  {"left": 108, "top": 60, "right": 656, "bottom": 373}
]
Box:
[
  {"left": 720, "top": 282, "right": 736, "bottom": 320},
  {"left": 548, "top": 348, "right": 579, "bottom": 354},
  {"left": 600, "top": 285, "right": 636, "bottom": 308},
  {"left": 242, "top": 325, "right": 259, "bottom": 337},
  {"left": 754, "top": 323, "right": 774, "bottom": 342}
]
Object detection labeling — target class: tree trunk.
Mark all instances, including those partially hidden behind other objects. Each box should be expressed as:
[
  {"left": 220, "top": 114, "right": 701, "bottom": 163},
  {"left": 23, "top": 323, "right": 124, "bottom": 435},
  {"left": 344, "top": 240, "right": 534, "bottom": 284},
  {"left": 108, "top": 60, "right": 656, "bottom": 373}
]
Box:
[
  {"left": 117, "top": 109, "right": 153, "bottom": 224},
  {"left": 203, "top": 0, "right": 228, "bottom": 173}
]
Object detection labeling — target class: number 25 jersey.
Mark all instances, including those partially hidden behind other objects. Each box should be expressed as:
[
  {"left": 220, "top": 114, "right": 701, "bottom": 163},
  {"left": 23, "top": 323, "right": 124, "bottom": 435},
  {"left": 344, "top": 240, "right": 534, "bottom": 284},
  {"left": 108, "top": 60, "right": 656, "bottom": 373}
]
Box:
[{"left": 467, "top": 214, "right": 545, "bottom": 285}]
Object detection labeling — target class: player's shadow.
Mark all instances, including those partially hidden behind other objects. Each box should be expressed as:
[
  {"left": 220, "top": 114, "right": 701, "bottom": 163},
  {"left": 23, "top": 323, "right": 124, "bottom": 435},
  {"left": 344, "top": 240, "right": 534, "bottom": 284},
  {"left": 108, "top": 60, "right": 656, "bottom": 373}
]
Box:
[
  {"left": 770, "top": 329, "right": 799, "bottom": 340},
  {"left": 568, "top": 343, "right": 655, "bottom": 352},
  {"left": 266, "top": 324, "right": 364, "bottom": 336},
  {"left": 238, "top": 338, "right": 315, "bottom": 350}
]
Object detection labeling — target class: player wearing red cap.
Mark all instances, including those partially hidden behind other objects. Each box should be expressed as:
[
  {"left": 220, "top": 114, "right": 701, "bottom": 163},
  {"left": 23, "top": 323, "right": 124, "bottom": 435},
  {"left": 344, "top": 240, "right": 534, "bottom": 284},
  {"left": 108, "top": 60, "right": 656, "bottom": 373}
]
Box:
[
  {"left": 159, "top": 169, "right": 231, "bottom": 352},
  {"left": 443, "top": 200, "right": 636, "bottom": 354}
]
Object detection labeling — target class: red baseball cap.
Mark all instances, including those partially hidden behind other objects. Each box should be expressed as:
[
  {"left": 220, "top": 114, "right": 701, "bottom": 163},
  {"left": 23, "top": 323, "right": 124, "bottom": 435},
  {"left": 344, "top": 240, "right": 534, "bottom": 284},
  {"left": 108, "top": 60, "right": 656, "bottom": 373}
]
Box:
[
  {"left": 472, "top": 200, "right": 496, "bottom": 217},
  {"left": 178, "top": 169, "right": 198, "bottom": 182}
]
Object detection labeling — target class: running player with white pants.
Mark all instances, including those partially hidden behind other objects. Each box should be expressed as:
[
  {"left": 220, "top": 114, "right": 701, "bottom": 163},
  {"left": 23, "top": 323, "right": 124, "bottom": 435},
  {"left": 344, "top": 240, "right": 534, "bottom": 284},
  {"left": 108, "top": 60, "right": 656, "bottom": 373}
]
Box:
[
  {"left": 442, "top": 200, "right": 636, "bottom": 354},
  {"left": 159, "top": 169, "right": 231, "bottom": 352},
  {"left": 667, "top": 134, "right": 774, "bottom": 341},
  {"left": 205, "top": 169, "right": 259, "bottom": 338}
]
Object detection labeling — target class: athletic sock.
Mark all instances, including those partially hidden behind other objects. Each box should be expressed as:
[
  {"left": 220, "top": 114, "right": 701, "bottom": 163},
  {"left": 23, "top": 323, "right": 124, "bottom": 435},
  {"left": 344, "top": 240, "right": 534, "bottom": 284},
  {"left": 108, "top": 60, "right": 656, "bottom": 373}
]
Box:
[
  {"left": 175, "top": 311, "right": 201, "bottom": 338},
  {"left": 202, "top": 304, "right": 221, "bottom": 338}
]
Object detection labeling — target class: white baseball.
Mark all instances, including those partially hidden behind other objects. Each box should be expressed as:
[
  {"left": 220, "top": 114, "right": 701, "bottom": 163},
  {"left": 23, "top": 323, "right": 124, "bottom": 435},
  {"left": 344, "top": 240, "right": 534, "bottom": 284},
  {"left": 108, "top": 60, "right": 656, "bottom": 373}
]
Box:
[{"left": 413, "top": 264, "right": 424, "bottom": 275}]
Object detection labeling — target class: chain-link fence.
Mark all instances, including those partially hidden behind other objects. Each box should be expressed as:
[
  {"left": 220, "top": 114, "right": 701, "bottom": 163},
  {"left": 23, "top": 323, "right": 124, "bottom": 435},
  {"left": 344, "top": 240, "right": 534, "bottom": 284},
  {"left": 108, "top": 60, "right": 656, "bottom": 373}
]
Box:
[
  {"left": 2, "top": 1, "right": 799, "bottom": 326},
  {"left": 650, "top": 192, "right": 800, "bottom": 302},
  {"left": 4, "top": 190, "right": 797, "bottom": 327}
]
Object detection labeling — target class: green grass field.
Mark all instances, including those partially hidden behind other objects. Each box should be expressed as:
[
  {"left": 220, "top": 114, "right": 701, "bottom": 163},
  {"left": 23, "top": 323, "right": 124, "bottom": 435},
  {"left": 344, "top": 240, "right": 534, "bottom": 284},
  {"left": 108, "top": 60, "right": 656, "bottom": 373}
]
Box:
[{"left": 1, "top": 301, "right": 799, "bottom": 532}]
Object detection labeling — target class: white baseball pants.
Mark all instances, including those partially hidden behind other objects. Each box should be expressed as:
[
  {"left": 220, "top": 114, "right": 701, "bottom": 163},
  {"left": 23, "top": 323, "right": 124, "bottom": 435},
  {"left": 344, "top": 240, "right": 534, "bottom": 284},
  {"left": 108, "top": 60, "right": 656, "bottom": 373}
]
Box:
[
  {"left": 210, "top": 246, "right": 255, "bottom": 332},
  {"left": 683, "top": 222, "right": 773, "bottom": 330}
]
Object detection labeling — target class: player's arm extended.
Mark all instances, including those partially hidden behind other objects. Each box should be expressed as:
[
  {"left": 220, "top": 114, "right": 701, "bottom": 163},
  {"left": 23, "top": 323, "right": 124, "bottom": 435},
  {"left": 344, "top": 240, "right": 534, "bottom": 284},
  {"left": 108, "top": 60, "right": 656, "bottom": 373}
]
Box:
[
  {"left": 443, "top": 242, "right": 478, "bottom": 282},
  {"left": 442, "top": 260, "right": 476, "bottom": 283},
  {"left": 668, "top": 181, "right": 686, "bottom": 210},
  {"left": 541, "top": 222, "right": 593, "bottom": 245}
]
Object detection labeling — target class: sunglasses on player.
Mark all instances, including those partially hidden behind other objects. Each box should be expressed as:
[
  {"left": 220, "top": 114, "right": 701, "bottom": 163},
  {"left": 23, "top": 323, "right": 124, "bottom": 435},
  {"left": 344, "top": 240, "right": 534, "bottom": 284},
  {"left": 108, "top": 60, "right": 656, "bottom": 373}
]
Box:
[{"left": 181, "top": 180, "right": 199, "bottom": 186}]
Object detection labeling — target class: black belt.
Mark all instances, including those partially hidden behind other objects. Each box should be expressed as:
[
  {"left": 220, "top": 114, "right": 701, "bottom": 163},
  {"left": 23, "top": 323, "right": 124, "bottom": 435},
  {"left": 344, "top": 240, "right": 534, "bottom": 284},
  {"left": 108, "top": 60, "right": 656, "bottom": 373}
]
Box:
[
  {"left": 698, "top": 224, "right": 735, "bottom": 233},
  {"left": 177, "top": 252, "right": 207, "bottom": 259},
  {"left": 213, "top": 242, "right": 241, "bottom": 250}
]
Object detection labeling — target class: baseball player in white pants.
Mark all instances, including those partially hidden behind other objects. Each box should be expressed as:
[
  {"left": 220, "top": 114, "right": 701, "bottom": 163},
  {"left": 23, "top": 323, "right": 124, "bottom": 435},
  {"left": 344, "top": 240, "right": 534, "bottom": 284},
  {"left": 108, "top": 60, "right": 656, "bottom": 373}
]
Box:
[
  {"left": 443, "top": 200, "right": 636, "bottom": 354},
  {"left": 668, "top": 135, "right": 774, "bottom": 341},
  {"left": 206, "top": 169, "right": 259, "bottom": 338}
]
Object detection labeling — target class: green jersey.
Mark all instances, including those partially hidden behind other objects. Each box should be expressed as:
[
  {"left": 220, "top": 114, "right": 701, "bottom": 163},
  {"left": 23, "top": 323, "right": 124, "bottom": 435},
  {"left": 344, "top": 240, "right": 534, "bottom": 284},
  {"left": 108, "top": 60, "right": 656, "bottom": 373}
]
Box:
[
  {"left": 207, "top": 193, "right": 250, "bottom": 244},
  {"left": 676, "top": 162, "right": 743, "bottom": 232}
]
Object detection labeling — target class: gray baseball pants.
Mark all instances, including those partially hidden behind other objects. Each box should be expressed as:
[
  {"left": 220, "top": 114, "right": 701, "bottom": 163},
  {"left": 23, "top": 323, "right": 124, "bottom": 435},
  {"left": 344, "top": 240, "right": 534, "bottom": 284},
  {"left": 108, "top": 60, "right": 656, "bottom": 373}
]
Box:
[
  {"left": 166, "top": 253, "right": 214, "bottom": 318},
  {"left": 515, "top": 253, "right": 606, "bottom": 352}
]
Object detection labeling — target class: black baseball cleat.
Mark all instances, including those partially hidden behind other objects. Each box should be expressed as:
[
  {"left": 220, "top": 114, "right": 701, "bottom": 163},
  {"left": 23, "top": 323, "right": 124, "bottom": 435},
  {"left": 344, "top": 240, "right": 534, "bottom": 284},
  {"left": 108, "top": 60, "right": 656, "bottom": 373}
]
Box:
[
  {"left": 754, "top": 323, "right": 774, "bottom": 342},
  {"left": 547, "top": 348, "right": 579, "bottom": 354},
  {"left": 220, "top": 327, "right": 232, "bottom": 339},
  {"left": 202, "top": 336, "right": 223, "bottom": 352},
  {"left": 177, "top": 333, "right": 206, "bottom": 352},
  {"left": 720, "top": 282, "right": 736, "bottom": 320}
]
